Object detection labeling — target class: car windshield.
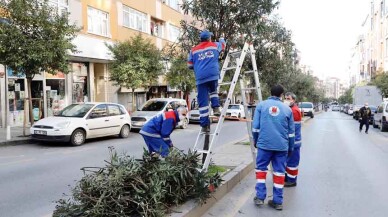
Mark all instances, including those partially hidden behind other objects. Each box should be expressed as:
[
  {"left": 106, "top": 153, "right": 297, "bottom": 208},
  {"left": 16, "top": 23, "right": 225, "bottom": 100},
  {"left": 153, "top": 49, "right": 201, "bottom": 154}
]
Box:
[
  {"left": 228, "top": 105, "right": 240, "bottom": 109},
  {"left": 56, "top": 104, "right": 94, "bottom": 118},
  {"left": 300, "top": 103, "right": 313, "bottom": 109},
  {"left": 370, "top": 106, "right": 377, "bottom": 111},
  {"left": 141, "top": 100, "right": 167, "bottom": 111}
]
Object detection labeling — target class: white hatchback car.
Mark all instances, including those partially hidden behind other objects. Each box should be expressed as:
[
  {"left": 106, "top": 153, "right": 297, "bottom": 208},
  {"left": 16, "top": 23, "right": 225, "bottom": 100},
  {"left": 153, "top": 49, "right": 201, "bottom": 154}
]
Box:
[{"left": 30, "top": 103, "right": 132, "bottom": 146}]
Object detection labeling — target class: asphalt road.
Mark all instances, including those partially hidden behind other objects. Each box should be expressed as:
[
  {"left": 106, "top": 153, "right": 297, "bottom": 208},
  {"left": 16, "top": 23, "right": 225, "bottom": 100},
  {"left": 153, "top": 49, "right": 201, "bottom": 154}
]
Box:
[
  {"left": 0, "top": 121, "right": 248, "bottom": 217},
  {"left": 203, "top": 111, "right": 388, "bottom": 217}
]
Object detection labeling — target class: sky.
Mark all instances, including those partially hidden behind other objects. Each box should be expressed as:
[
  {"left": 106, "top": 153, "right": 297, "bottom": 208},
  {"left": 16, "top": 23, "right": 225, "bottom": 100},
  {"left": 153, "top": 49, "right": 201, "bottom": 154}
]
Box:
[{"left": 278, "top": 0, "right": 371, "bottom": 83}]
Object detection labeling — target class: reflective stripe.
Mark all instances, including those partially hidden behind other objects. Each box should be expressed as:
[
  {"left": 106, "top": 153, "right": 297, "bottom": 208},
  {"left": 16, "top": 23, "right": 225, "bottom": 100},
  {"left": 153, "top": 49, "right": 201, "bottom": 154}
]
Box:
[
  {"left": 287, "top": 174, "right": 297, "bottom": 178},
  {"left": 200, "top": 112, "right": 209, "bottom": 117},
  {"left": 187, "top": 63, "right": 193, "bottom": 66},
  {"left": 287, "top": 167, "right": 298, "bottom": 170},
  {"left": 256, "top": 179, "right": 266, "bottom": 183},
  {"left": 199, "top": 106, "right": 209, "bottom": 111},
  {"left": 255, "top": 169, "right": 267, "bottom": 173},
  {"left": 294, "top": 121, "right": 302, "bottom": 124},
  {"left": 273, "top": 172, "right": 285, "bottom": 177},
  {"left": 274, "top": 183, "right": 284, "bottom": 189},
  {"left": 252, "top": 128, "right": 260, "bottom": 133},
  {"left": 289, "top": 133, "right": 295, "bottom": 138},
  {"left": 210, "top": 94, "right": 218, "bottom": 98},
  {"left": 162, "top": 113, "right": 166, "bottom": 120},
  {"left": 192, "top": 46, "right": 218, "bottom": 55},
  {"left": 139, "top": 130, "right": 161, "bottom": 138},
  {"left": 163, "top": 138, "right": 170, "bottom": 141},
  {"left": 295, "top": 141, "right": 302, "bottom": 144}
]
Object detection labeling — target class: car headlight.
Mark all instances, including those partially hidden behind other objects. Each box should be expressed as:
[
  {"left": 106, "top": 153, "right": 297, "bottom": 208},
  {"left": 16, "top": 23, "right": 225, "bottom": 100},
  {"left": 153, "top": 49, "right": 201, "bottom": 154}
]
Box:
[{"left": 56, "top": 121, "right": 71, "bottom": 129}]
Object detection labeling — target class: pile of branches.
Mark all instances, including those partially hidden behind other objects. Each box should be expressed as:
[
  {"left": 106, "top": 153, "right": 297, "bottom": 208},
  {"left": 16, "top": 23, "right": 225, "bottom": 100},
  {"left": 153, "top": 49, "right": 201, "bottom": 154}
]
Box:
[{"left": 53, "top": 148, "right": 222, "bottom": 217}]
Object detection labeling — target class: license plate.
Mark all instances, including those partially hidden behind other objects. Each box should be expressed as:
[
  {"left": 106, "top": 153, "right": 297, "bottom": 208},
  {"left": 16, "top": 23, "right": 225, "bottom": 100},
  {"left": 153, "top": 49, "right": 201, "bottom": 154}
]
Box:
[{"left": 34, "top": 130, "right": 47, "bottom": 135}]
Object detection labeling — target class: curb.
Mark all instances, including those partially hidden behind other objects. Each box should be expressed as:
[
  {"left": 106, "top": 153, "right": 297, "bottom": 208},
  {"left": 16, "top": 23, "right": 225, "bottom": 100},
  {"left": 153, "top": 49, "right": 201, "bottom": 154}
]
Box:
[
  {"left": 170, "top": 159, "right": 254, "bottom": 217},
  {"left": 0, "top": 138, "right": 32, "bottom": 147}
]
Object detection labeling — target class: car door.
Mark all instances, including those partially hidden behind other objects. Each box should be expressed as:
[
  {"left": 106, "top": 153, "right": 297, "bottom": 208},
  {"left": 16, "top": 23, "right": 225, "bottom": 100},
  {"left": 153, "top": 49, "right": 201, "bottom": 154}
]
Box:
[
  {"left": 107, "top": 104, "right": 124, "bottom": 134},
  {"left": 375, "top": 104, "right": 384, "bottom": 125},
  {"left": 86, "top": 104, "right": 110, "bottom": 138}
]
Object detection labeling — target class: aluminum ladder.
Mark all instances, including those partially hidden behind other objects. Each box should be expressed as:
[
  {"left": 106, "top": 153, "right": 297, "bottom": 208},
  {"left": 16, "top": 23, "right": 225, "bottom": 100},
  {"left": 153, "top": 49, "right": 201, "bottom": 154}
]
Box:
[{"left": 193, "top": 42, "right": 263, "bottom": 171}]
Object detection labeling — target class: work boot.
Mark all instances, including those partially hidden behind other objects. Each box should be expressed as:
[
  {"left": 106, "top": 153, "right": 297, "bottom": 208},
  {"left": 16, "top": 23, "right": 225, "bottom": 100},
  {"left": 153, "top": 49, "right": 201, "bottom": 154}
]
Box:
[
  {"left": 268, "top": 200, "right": 283, "bottom": 211},
  {"left": 284, "top": 182, "right": 297, "bottom": 187},
  {"left": 253, "top": 196, "right": 264, "bottom": 206},
  {"left": 201, "top": 125, "right": 210, "bottom": 133},
  {"left": 365, "top": 131, "right": 368, "bottom": 134},
  {"left": 213, "top": 107, "right": 221, "bottom": 116}
]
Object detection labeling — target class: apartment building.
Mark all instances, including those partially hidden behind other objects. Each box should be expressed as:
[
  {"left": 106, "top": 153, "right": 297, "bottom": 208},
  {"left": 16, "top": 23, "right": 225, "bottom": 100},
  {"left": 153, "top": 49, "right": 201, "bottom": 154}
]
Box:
[{"left": 0, "top": 0, "right": 193, "bottom": 127}]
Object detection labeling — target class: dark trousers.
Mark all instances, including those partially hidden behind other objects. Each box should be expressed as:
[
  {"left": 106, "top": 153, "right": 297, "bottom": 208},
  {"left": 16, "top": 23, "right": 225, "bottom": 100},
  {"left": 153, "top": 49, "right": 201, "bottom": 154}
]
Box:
[
  {"left": 197, "top": 80, "right": 220, "bottom": 127},
  {"left": 359, "top": 119, "right": 369, "bottom": 132}
]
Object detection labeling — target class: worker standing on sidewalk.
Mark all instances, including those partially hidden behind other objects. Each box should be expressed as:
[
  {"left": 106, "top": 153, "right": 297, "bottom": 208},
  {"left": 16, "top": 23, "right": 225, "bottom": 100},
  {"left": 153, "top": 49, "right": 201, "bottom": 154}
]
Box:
[
  {"left": 252, "top": 85, "right": 295, "bottom": 211},
  {"left": 187, "top": 30, "right": 226, "bottom": 133},
  {"left": 140, "top": 108, "right": 187, "bottom": 158},
  {"left": 284, "top": 92, "right": 302, "bottom": 187}
]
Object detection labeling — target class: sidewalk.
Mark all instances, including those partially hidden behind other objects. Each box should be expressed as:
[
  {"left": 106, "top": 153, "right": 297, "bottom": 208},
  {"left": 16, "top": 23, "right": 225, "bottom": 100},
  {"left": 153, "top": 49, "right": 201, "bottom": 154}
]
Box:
[
  {"left": 172, "top": 115, "right": 314, "bottom": 217},
  {"left": 0, "top": 126, "right": 31, "bottom": 146}
]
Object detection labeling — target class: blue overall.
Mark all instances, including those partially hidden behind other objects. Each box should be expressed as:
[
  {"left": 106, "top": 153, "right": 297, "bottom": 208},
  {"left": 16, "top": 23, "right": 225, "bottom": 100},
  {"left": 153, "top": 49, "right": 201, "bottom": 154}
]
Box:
[{"left": 286, "top": 104, "right": 302, "bottom": 184}]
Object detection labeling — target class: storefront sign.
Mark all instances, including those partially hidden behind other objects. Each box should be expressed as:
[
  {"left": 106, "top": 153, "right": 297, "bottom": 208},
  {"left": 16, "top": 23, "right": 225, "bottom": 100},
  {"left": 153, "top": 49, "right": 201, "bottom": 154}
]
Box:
[
  {"left": 46, "top": 72, "right": 65, "bottom": 79},
  {"left": 7, "top": 67, "right": 25, "bottom": 78},
  {"left": 15, "top": 83, "right": 20, "bottom": 91}
]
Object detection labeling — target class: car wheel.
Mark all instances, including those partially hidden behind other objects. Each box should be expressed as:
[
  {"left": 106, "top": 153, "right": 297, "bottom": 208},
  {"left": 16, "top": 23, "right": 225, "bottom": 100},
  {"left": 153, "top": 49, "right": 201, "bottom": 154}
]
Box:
[
  {"left": 380, "top": 121, "right": 386, "bottom": 132},
  {"left": 71, "top": 129, "right": 85, "bottom": 146},
  {"left": 180, "top": 118, "right": 189, "bottom": 129},
  {"left": 310, "top": 113, "right": 314, "bottom": 118},
  {"left": 373, "top": 120, "right": 378, "bottom": 128},
  {"left": 238, "top": 113, "right": 241, "bottom": 119},
  {"left": 119, "top": 124, "right": 130, "bottom": 138}
]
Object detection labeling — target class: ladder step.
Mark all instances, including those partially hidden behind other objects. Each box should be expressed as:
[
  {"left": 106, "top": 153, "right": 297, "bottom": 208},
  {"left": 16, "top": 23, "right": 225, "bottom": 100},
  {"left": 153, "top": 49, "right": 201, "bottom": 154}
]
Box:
[
  {"left": 219, "top": 82, "right": 232, "bottom": 86},
  {"left": 244, "top": 70, "right": 254, "bottom": 74},
  {"left": 242, "top": 87, "right": 257, "bottom": 90},
  {"left": 223, "top": 66, "right": 237, "bottom": 71},
  {"left": 196, "top": 150, "right": 212, "bottom": 154}
]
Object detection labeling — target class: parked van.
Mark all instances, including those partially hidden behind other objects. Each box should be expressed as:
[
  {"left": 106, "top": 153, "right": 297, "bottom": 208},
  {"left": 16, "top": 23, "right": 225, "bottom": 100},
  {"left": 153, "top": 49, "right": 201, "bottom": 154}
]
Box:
[
  {"left": 373, "top": 100, "right": 388, "bottom": 132},
  {"left": 131, "top": 98, "right": 189, "bottom": 130},
  {"left": 299, "top": 102, "right": 314, "bottom": 118}
]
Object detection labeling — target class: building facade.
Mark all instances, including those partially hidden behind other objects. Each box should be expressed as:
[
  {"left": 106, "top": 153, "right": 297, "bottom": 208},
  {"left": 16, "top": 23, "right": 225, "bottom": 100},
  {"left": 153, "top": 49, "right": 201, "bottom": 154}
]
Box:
[{"left": 0, "top": 0, "right": 192, "bottom": 127}]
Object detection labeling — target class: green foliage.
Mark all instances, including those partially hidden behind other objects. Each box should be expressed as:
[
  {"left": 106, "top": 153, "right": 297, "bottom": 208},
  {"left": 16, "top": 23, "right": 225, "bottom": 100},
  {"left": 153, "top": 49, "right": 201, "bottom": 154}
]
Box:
[
  {"left": 107, "top": 34, "right": 164, "bottom": 90},
  {"left": 372, "top": 73, "right": 388, "bottom": 98},
  {"left": 207, "top": 165, "right": 227, "bottom": 177},
  {"left": 53, "top": 148, "right": 222, "bottom": 217},
  {"left": 338, "top": 86, "right": 354, "bottom": 104},
  {"left": 165, "top": 53, "right": 196, "bottom": 94},
  {"left": 0, "top": 0, "right": 78, "bottom": 77}
]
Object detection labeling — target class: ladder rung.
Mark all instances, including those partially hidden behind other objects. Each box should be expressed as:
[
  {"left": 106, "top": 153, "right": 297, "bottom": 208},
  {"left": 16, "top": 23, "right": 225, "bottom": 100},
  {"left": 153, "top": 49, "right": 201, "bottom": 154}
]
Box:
[
  {"left": 242, "top": 87, "right": 257, "bottom": 90},
  {"left": 223, "top": 66, "right": 237, "bottom": 71},
  {"left": 199, "top": 132, "right": 216, "bottom": 136},
  {"left": 244, "top": 70, "right": 254, "bottom": 74},
  {"left": 219, "top": 82, "right": 232, "bottom": 86},
  {"left": 196, "top": 150, "right": 211, "bottom": 154}
]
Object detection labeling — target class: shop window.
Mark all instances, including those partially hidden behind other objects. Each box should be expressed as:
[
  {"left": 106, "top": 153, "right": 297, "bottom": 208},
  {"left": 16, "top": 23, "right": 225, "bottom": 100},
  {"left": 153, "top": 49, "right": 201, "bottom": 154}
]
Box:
[
  {"left": 46, "top": 78, "right": 66, "bottom": 116},
  {"left": 8, "top": 79, "right": 26, "bottom": 126},
  {"left": 71, "top": 63, "right": 89, "bottom": 103}
]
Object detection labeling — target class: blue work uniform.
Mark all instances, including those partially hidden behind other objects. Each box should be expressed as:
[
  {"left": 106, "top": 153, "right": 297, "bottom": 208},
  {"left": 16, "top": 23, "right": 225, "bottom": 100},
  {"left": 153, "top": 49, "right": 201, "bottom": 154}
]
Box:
[{"left": 286, "top": 104, "right": 302, "bottom": 184}]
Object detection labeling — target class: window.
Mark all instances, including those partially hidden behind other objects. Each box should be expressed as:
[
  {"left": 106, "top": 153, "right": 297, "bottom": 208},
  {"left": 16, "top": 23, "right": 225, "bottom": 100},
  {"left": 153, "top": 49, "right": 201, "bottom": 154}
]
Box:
[
  {"left": 169, "top": 24, "right": 180, "bottom": 42},
  {"left": 166, "top": 0, "right": 180, "bottom": 11},
  {"left": 87, "top": 7, "right": 110, "bottom": 37},
  {"left": 48, "top": 0, "right": 69, "bottom": 16},
  {"left": 123, "top": 5, "right": 147, "bottom": 32},
  {"left": 90, "top": 104, "right": 108, "bottom": 118},
  {"left": 108, "top": 104, "right": 121, "bottom": 116},
  {"left": 151, "top": 20, "right": 164, "bottom": 37}
]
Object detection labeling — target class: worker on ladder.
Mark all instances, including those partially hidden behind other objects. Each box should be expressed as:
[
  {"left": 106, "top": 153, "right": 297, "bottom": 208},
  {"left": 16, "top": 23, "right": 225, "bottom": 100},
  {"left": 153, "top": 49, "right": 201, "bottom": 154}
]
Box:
[{"left": 187, "top": 30, "right": 226, "bottom": 133}]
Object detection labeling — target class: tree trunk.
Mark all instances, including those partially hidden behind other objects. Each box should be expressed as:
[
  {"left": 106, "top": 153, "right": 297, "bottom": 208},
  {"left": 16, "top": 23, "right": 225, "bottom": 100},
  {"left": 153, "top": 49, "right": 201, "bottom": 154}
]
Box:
[
  {"left": 132, "top": 89, "right": 136, "bottom": 113},
  {"left": 26, "top": 78, "right": 34, "bottom": 126}
]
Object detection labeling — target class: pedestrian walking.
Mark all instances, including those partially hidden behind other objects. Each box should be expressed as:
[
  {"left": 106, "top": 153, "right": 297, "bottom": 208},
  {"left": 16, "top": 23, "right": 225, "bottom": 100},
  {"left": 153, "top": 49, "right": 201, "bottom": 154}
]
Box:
[
  {"left": 191, "top": 98, "right": 197, "bottom": 110},
  {"left": 284, "top": 92, "right": 302, "bottom": 187},
  {"left": 187, "top": 30, "right": 226, "bottom": 133},
  {"left": 140, "top": 108, "right": 187, "bottom": 158},
  {"left": 252, "top": 85, "right": 295, "bottom": 211},
  {"left": 359, "top": 103, "right": 372, "bottom": 134}
]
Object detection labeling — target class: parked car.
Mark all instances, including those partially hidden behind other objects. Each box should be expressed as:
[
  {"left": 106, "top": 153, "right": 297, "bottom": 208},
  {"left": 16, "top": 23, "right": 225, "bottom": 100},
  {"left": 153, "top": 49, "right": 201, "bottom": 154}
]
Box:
[
  {"left": 299, "top": 102, "right": 314, "bottom": 118},
  {"left": 332, "top": 105, "right": 340, "bottom": 111},
  {"left": 30, "top": 103, "right": 131, "bottom": 146},
  {"left": 373, "top": 101, "right": 388, "bottom": 132},
  {"left": 188, "top": 107, "right": 219, "bottom": 123},
  {"left": 347, "top": 106, "right": 354, "bottom": 115},
  {"left": 226, "top": 104, "right": 246, "bottom": 119},
  {"left": 131, "top": 98, "right": 189, "bottom": 130},
  {"left": 369, "top": 105, "right": 378, "bottom": 124}
]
